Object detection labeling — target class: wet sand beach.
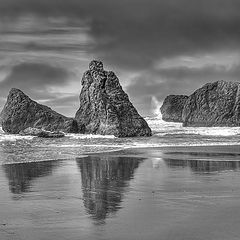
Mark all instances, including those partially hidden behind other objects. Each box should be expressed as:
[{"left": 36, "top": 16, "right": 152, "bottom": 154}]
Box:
[{"left": 1, "top": 145, "right": 240, "bottom": 240}]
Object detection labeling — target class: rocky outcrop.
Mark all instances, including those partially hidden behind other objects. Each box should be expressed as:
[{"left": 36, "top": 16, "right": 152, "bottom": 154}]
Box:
[
  {"left": 1, "top": 88, "right": 78, "bottom": 134},
  {"left": 75, "top": 60, "right": 152, "bottom": 137},
  {"left": 19, "top": 127, "right": 65, "bottom": 138},
  {"left": 182, "top": 80, "right": 240, "bottom": 126},
  {"left": 160, "top": 95, "right": 188, "bottom": 122}
]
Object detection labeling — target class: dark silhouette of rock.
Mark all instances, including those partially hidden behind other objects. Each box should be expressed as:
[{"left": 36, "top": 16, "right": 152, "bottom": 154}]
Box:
[
  {"left": 1, "top": 88, "right": 78, "bottom": 134},
  {"left": 160, "top": 95, "right": 188, "bottom": 122},
  {"left": 163, "top": 157, "right": 240, "bottom": 173},
  {"left": 3, "top": 160, "right": 60, "bottom": 194},
  {"left": 182, "top": 80, "right": 240, "bottom": 126},
  {"left": 19, "top": 127, "right": 65, "bottom": 138},
  {"left": 75, "top": 60, "right": 152, "bottom": 137}
]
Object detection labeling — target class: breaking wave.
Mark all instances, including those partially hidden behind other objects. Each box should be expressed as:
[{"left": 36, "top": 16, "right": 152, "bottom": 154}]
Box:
[
  {"left": 66, "top": 133, "right": 116, "bottom": 139},
  {"left": 1, "top": 115, "right": 240, "bottom": 164},
  {"left": 146, "top": 115, "right": 240, "bottom": 137}
]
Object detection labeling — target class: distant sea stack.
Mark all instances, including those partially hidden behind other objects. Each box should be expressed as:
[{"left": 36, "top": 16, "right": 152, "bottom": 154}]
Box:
[
  {"left": 75, "top": 60, "right": 152, "bottom": 137},
  {"left": 160, "top": 95, "right": 188, "bottom": 122},
  {"left": 0, "top": 88, "right": 78, "bottom": 134},
  {"left": 182, "top": 80, "right": 240, "bottom": 127}
]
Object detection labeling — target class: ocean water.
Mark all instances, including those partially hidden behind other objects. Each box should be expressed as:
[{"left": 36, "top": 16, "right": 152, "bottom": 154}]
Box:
[
  {"left": 1, "top": 118, "right": 240, "bottom": 239},
  {"left": 1, "top": 116, "right": 240, "bottom": 164}
]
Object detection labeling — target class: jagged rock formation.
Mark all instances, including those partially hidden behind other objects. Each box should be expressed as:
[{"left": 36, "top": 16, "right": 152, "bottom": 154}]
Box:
[
  {"left": 1, "top": 88, "right": 78, "bottom": 134},
  {"left": 182, "top": 80, "right": 240, "bottom": 126},
  {"left": 19, "top": 127, "right": 65, "bottom": 138},
  {"left": 160, "top": 95, "right": 188, "bottom": 122},
  {"left": 75, "top": 60, "right": 152, "bottom": 137}
]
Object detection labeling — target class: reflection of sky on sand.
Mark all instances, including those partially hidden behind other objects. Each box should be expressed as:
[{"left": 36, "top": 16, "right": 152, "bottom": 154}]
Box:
[{"left": 151, "top": 157, "right": 164, "bottom": 168}]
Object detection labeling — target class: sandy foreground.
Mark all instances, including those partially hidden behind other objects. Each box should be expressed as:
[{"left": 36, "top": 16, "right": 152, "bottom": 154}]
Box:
[{"left": 1, "top": 145, "right": 240, "bottom": 240}]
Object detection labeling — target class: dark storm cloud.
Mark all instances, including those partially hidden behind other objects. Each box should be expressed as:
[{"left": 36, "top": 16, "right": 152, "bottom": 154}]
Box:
[
  {"left": 1, "top": 0, "right": 240, "bottom": 115},
  {"left": 23, "top": 42, "right": 91, "bottom": 52},
  {"left": 1, "top": 0, "right": 240, "bottom": 70},
  {"left": 157, "top": 64, "right": 240, "bottom": 84},
  {"left": 0, "top": 62, "right": 70, "bottom": 90}
]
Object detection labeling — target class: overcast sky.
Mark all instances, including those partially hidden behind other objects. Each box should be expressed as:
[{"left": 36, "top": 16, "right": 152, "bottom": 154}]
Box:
[{"left": 1, "top": 0, "right": 240, "bottom": 116}]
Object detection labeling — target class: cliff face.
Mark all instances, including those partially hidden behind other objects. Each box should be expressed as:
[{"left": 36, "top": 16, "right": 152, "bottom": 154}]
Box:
[
  {"left": 160, "top": 95, "right": 188, "bottom": 122},
  {"left": 75, "top": 60, "right": 152, "bottom": 137},
  {"left": 182, "top": 80, "right": 240, "bottom": 126},
  {"left": 1, "top": 88, "right": 78, "bottom": 134}
]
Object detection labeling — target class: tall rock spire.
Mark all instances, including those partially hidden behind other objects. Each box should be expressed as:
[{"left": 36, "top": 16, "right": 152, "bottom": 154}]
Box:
[{"left": 75, "top": 60, "right": 152, "bottom": 137}]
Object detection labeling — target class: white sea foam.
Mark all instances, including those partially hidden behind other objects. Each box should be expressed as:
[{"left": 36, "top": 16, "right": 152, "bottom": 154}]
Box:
[
  {"left": 145, "top": 116, "right": 240, "bottom": 137},
  {"left": 48, "top": 144, "right": 124, "bottom": 148},
  {"left": 145, "top": 115, "right": 181, "bottom": 130},
  {"left": 155, "top": 128, "right": 240, "bottom": 137},
  {"left": 29, "top": 141, "right": 240, "bottom": 151},
  {"left": 181, "top": 127, "right": 240, "bottom": 136},
  {"left": 0, "top": 134, "right": 34, "bottom": 142},
  {"left": 129, "top": 141, "right": 240, "bottom": 148},
  {"left": 66, "top": 133, "right": 116, "bottom": 139},
  {"left": 0, "top": 126, "right": 34, "bottom": 142}
]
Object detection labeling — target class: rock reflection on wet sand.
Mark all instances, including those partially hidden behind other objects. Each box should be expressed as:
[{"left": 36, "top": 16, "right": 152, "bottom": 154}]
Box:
[
  {"left": 162, "top": 151, "right": 240, "bottom": 172},
  {"left": 76, "top": 156, "right": 143, "bottom": 224},
  {"left": 1, "top": 146, "right": 240, "bottom": 240},
  {"left": 3, "top": 161, "right": 60, "bottom": 194}
]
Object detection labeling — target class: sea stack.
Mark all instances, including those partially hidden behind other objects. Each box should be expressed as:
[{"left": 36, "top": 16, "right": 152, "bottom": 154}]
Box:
[
  {"left": 75, "top": 60, "right": 152, "bottom": 137},
  {"left": 182, "top": 80, "right": 240, "bottom": 126},
  {"left": 0, "top": 88, "right": 78, "bottom": 134},
  {"left": 160, "top": 95, "right": 188, "bottom": 122}
]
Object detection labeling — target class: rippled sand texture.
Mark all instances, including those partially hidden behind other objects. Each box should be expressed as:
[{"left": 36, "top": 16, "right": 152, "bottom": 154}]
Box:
[{"left": 1, "top": 146, "right": 240, "bottom": 240}]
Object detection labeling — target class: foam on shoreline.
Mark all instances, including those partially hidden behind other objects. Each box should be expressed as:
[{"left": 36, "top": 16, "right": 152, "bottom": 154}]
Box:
[
  {"left": 0, "top": 134, "right": 34, "bottom": 142},
  {"left": 66, "top": 134, "right": 116, "bottom": 139}
]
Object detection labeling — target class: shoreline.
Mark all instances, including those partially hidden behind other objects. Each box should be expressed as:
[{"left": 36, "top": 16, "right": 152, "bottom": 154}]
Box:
[
  {"left": 1, "top": 142, "right": 240, "bottom": 240},
  {"left": 3, "top": 144, "right": 240, "bottom": 165}
]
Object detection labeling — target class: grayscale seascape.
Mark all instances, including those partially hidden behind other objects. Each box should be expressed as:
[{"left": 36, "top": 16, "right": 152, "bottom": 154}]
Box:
[{"left": 1, "top": 0, "right": 240, "bottom": 239}]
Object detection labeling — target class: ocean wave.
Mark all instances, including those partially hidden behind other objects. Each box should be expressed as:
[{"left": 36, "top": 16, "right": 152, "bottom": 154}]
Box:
[
  {"left": 154, "top": 127, "right": 240, "bottom": 137},
  {"left": 145, "top": 116, "right": 240, "bottom": 137},
  {"left": 47, "top": 143, "right": 125, "bottom": 148},
  {"left": 190, "top": 128, "right": 240, "bottom": 136},
  {"left": 66, "top": 133, "right": 116, "bottom": 139},
  {"left": 129, "top": 141, "right": 240, "bottom": 148},
  {"left": 0, "top": 134, "right": 34, "bottom": 142}
]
